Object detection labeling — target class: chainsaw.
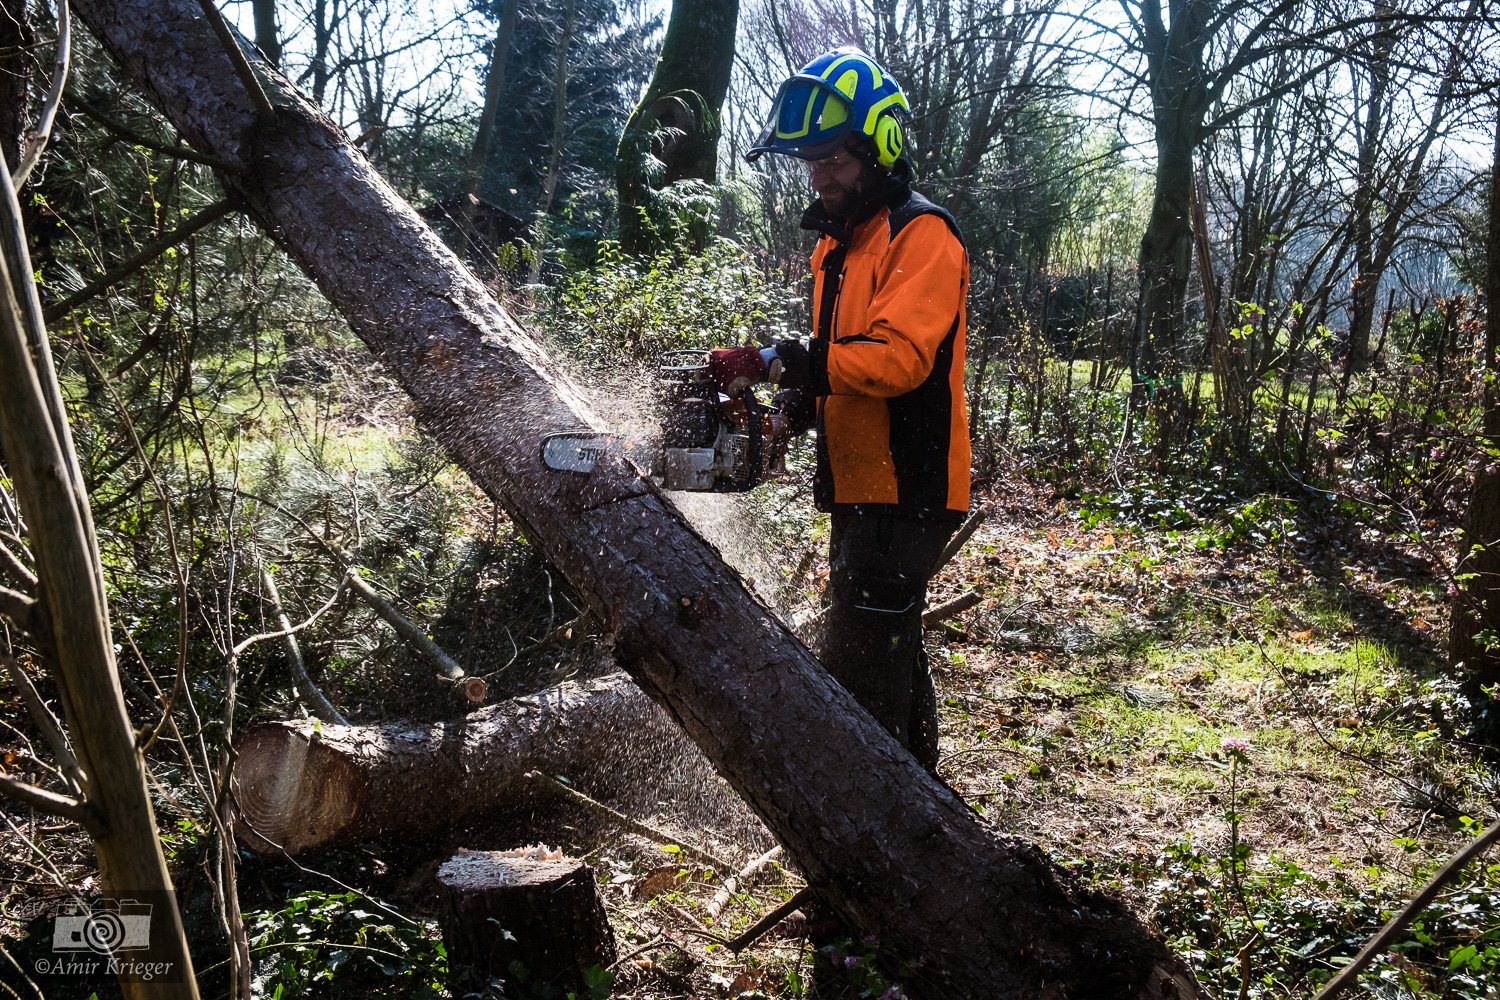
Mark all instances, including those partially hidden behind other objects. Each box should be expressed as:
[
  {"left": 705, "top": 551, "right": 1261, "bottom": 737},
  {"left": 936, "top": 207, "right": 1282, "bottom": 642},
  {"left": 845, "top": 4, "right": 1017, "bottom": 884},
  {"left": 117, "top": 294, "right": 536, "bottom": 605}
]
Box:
[{"left": 541, "top": 350, "right": 793, "bottom": 492}]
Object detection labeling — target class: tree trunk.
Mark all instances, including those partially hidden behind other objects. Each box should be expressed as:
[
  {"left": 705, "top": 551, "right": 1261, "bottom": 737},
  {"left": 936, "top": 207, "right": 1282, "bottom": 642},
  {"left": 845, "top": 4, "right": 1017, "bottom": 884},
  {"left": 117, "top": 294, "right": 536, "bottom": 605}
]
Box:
[
  {"left": 526, "top": 0, "right": 574, "bottom": 284},
  {"left": 616, "top": 0, "right": 738, "bottom": 255},
  {"left": 72, "top": 3, "right": 1203, "bottom": 995},
  {"left": 0, "top": 92, "right": 199, "bottom": 1000},
  {"left": 1343, "top": 3, "right": 1396, "bottom": 376},
  {"left": 1130, "top": 0, "right": 1211, "bottom": 440},
  {"left": 457, "top": 0, "right": 519, "bottom": 241},
  {"left": 251, "top": 0, "right": 280, "bottom": 67},
  {"left": 0, "top": 0, "right": 34, "bottom": 171},
  {"left": 232, "top": 672, "right": 699, "bottom": 854},
  {"left": 1345, "top": 1, "right": 1475, "bottom": 378},
  {"left": 1451, "top": 103, "right": 1500, "bottom": 743},
  {"left": 436, "top": 849, "right": 615, "bottom": 995}
]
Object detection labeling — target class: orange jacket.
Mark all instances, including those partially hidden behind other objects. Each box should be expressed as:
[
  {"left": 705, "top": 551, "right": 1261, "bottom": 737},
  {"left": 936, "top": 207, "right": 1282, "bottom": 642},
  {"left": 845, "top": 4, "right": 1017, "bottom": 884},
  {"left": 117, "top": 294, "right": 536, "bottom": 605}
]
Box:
[{"left": 800, "top": 185, "right": 971, "bottom": 519}]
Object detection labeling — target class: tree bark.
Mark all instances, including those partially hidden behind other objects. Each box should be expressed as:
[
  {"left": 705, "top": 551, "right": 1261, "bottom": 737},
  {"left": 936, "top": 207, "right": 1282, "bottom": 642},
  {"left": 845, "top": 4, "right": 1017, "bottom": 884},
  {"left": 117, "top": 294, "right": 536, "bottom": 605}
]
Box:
[
  {"left": 1451, "top": 102, "right": 1500, "bottom": 742},
  {"left": 72, "top": 2, "right": 1202, "bottom": 995},
  {"left": 0, "top": 83, "right": 199, "bottom": 1000},
  {"left": 1129, "top": 0, "right": 1211, "bottom": 428},
  {"left": 232, "top": 672, "right": 699, "bottom": 854},
  {"left": 436, "top": 849, "right": 615, "bottom": 995},
  {"left": 457, "top": 0, "right": 519, "bottom": 241},
  {"left": 0, "top": 0, "right": 33, "bottom": 172},
  {"left": 616, "top": 0, "right": 738, "bottom": 255}
]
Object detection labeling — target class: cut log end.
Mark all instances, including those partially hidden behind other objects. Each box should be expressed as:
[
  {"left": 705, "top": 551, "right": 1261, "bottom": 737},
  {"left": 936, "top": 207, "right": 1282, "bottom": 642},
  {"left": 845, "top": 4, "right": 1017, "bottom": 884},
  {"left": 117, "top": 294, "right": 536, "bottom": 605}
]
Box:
[{"left": 231, "top": 723, "right": 364, "bottom": 854}]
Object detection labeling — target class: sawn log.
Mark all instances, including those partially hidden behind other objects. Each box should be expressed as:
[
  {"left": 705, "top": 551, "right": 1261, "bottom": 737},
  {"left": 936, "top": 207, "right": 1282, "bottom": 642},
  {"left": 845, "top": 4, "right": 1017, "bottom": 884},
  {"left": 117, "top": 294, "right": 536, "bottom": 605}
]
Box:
[
  {"left": 69, "top": 2, "right": 1205, "bottom": 995},
  {"left": 232, "top": 673, "right": 709, "bottom": 854}
]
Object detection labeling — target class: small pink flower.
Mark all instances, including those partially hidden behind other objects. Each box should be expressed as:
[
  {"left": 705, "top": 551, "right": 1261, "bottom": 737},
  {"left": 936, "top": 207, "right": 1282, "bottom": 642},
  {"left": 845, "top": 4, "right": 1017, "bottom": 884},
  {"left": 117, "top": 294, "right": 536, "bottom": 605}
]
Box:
[
  {"left": 1221, "top": 737, "right": 1250, "bottom": 754},
  {"left": 843, "top": 955, "right": 860, "bottom": 968},
  {"left": 1486, "top": 463, "right": 1499, "bottom": 476},
  {"left": 1430, "top": 446, "right": 1443, "bottom": 460},
  {"left": 879, "top": 990, "right": 902, "bottom": 1000},
  {"left": 1448, "top": 583, "right": 1459, "bottom": 596}
]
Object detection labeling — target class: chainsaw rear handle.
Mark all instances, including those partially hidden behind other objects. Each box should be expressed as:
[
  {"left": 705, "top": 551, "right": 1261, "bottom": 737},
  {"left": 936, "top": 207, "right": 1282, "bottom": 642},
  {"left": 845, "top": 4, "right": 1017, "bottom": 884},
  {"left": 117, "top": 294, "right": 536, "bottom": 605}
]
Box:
[{"left": 658, "top": 349, "right": 712, "bottom": 377}]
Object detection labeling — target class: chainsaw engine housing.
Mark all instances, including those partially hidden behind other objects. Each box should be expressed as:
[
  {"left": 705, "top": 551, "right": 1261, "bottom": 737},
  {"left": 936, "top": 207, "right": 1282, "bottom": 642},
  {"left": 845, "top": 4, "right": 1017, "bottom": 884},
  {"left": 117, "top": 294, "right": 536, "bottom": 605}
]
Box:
[{"left": 653, "top": 352, "right": 790, "bottom": 493}]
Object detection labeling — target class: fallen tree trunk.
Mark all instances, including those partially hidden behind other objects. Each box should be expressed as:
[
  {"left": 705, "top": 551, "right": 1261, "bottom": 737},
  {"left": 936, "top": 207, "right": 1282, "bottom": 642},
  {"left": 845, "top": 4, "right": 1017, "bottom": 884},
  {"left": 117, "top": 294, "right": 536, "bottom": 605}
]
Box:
[
  {"left": 72, "top": 3, "right": 1203, "bottom": 996},
  {"left": 232, "top": 672, "right": 697, "bottom": 854}
]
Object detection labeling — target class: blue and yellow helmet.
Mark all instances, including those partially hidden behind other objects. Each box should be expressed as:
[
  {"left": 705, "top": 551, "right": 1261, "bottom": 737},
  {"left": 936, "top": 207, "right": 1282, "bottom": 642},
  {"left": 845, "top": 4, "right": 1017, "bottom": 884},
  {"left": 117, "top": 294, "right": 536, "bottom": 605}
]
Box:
[{"left": 747, "top": 48, "right": 911, "bottom": 168}]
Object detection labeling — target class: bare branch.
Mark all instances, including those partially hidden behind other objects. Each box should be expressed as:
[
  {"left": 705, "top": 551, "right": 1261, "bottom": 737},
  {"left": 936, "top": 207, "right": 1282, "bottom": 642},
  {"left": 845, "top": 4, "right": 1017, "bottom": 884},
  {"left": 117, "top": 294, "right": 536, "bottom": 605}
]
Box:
[
  {"left": 0, "top": 535, "right": 36, "bottom": 590},
  {"left": 12, "top": 0, "right": 69, "bottom": 186},
  {"left": 257, "top": 564, "right": 348, "bottom": 725},
  {"left": 43, "top": 198, "right": 239, "bottom": 322},
  {"left": 0, "top": 772, "right": 93, "bottom": 826},
  {"left": 0, "top": 585, "right": 39, "bottom": 633},
  {"left": 194, "top": 0, "right": 274, "bottom": 120},
  {"left": 342, "top": 567, "right": 464, "bottom": 680},
  {"left": 1314, "top": 822, "right": 1500, "bottom": 1000},
  {"left": 67, "top": 94, "right": 241, "bottom": 170},
  {"left": 524, "top": 770, "right": 729, "bottom": 871},
  {"left": 3, "top": 655, "right": 86, "bottom": 796},
  {"left": 230, "top": 575, "right": 347, "bottom": 657}
]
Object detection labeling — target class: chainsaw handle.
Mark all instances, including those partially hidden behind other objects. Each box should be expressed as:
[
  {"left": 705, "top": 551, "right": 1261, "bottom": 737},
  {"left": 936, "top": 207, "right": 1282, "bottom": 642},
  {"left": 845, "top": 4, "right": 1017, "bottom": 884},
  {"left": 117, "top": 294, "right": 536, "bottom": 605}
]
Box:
[
  {"left": 658, "top": 348, "right": 712, "bottom": 376},
  {"left": 725, "top": 390, "right": 764, "bottom": 493}
]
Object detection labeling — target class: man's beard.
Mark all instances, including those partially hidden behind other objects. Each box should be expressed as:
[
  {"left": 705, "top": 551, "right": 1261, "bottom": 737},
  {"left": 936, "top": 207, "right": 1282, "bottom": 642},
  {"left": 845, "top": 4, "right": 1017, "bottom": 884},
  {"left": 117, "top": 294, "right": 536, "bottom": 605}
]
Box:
[{"left": 820, "top": 172, "right": 869, "bottom": 218}]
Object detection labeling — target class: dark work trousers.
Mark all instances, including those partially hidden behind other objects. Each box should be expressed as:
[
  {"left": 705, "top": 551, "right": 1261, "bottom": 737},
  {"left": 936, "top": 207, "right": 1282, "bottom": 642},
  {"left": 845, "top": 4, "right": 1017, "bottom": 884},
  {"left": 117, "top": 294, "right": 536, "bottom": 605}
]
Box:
[
  {"left": 807, "top": 510, "right": 954, "bottom": 997},
  {"left": 822, "top": 509, "right": 955, "bottom": 773}
]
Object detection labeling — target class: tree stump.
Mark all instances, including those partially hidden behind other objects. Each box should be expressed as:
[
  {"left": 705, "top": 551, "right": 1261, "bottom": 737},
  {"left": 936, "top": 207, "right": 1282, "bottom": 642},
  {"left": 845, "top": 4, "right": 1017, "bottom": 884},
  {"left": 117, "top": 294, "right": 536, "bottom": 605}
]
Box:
[{"left": 436, "top": 847, "right": 616, "bottom": 997}]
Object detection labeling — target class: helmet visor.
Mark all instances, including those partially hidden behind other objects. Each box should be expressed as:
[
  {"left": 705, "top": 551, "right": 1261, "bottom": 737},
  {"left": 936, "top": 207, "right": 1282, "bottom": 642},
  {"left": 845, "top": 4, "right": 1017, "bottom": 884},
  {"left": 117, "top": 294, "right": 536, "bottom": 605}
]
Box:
[{"left": 746, "top": 76, "right": 853, "bottom": 163}]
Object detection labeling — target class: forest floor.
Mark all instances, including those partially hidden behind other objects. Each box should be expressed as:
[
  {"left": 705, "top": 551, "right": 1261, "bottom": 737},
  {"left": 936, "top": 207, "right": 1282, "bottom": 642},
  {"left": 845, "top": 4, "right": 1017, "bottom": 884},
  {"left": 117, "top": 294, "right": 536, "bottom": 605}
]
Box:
[
  {"left": 3, "top": 454, "right": 1496, "bottom": 999},
  {"left": 585, "top": 469, "right": 1497, "bottom": 1000}
]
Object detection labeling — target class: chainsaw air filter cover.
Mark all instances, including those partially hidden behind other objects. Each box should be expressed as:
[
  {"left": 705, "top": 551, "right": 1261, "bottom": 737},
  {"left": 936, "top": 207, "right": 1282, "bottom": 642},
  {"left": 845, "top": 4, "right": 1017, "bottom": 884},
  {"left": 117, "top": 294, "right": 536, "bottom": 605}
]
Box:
[{"left": 662, "top": 398, "right": 717, "bottom": 449}]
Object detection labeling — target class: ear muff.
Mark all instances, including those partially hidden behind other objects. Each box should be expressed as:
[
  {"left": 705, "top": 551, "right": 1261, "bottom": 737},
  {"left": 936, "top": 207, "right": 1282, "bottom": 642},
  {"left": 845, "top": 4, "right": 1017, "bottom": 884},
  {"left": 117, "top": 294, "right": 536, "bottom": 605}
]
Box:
[{"left": 873, "top": 113, "right": 904, "bottom": 168}]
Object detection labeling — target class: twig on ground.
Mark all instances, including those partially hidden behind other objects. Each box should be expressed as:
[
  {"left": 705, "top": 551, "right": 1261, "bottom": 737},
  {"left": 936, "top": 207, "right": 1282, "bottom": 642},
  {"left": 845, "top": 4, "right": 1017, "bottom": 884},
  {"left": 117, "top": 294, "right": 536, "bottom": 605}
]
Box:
[
  {"left": 923, "top": 590, "right": 982, "bottom": 627},
  {"left": 728, "top": 886, "right": 814, "bottom": 953},
  {"left": 1313, "top": 822, "right": 1500, "bottom": 1000},
  {"left": 608, "top": 933, "right": 665, "bottom": 971},
  {"left": 705, "top": 845, "right": 784, "bottom": 925},
  {"left": 652, "top": 898, "right": 735, "bottom": 947},
  {"left": 935, "top": 504, "right": 988, "bottom": 571}
]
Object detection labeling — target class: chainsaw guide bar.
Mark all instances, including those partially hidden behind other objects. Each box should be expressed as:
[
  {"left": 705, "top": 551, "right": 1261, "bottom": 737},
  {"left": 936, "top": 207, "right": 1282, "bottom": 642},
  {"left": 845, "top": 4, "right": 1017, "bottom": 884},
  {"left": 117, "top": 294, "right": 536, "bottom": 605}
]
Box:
[{"left": 540, "top": 432, "right": 615, "bottom": 476}]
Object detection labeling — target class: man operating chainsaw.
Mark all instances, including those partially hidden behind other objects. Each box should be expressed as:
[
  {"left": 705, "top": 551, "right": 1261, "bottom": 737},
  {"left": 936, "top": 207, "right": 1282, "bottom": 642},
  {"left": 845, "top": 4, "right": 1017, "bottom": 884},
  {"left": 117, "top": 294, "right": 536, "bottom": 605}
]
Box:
[{"left": 708, "top": 48, "right": 970, "bottom": 774}]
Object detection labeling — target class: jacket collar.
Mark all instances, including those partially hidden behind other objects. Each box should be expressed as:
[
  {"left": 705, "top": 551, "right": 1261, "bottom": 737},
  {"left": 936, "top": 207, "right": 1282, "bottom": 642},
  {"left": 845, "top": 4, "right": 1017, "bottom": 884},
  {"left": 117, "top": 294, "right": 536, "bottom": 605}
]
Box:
[{"left": 799, "top": 160, "right": 913, "bottom": 246}]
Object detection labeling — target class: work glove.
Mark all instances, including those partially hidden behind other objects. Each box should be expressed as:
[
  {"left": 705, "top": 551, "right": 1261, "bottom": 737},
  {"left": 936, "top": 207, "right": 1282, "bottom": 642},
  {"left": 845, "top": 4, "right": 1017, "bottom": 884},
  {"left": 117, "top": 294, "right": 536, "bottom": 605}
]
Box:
[
  {"left": 769, "top": 340, "right": 812, "bottom": 389},
  {"left": 707, "top": 346, "right": 768, "bottom": 397},
  {"left": 773, "top": 388, "right": 816, "bottom": 436}
]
